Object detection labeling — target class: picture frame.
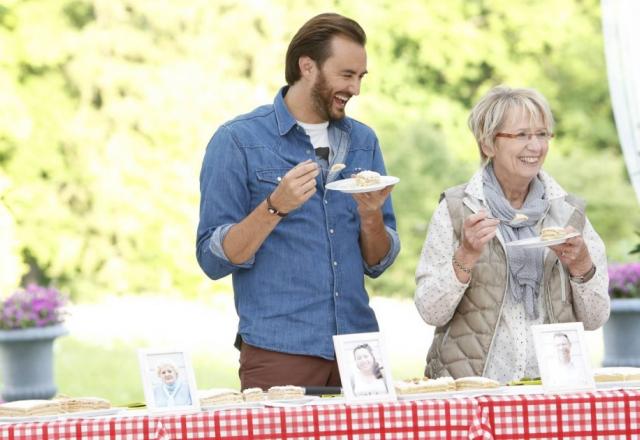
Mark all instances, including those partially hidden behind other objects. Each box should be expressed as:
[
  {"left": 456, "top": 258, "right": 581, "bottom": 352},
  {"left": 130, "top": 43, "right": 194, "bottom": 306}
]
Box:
[
  {"left": 138, "top": 348, "right": 200, "bottom": 413},
  {"left": 531, "top": 322, "right": 596, "bottom": 393},
  {"left": 333, "top": 332, "right": 396, "bottom": 403}
]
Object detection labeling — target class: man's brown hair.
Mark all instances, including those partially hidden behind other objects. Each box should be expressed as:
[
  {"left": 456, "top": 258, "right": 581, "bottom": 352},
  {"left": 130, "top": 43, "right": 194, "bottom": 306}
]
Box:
[{"left": 285, "top": 13, "right": 366, "bottom": 85}]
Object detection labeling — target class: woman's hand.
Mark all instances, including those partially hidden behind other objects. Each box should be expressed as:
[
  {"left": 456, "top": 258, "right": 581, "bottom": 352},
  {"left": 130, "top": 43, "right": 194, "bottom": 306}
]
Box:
[
  {"left": 460, "top": 210, "right": 499, "bottom": 259},
  {"left": 453, "top": 210, "right": 498, "bottom": 282},
  {"left": 549, "top": 226, "right": 593, "bottom": 277}
]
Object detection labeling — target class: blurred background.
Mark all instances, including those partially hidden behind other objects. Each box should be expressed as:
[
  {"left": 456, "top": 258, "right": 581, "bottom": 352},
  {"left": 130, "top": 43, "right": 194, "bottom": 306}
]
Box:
[{"left": 1, "top": 0, "right": 638, "bottom": 405}]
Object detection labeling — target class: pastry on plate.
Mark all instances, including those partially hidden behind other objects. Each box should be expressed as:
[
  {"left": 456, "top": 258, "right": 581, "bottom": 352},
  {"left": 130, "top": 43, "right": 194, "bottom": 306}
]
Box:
[
  {"left": 395, "top": 376, "right": 455, "bottom": 394},
  {"left": 242, "top": 387, "right": 267, "bottom": 402},
  {"left": 267, "top": 385, "right": 305, "bottom": 400},
  {"left": 0, "top": 399, "right": 63, "bottom": 417},
  {"left": 199, "top": 388, "right": 243, "bottom": 406},
  {"left": 354, "top": 170, "right": 381, "bottom": 187},
  {"left": 454, "top": 376, "right": 500, "bottom": 390},
  {"left": 540, "top": 226, "right": 566, "bottom": 241},
  {"left": 56, "top": 396, "right": 111, "bottom": 412}
]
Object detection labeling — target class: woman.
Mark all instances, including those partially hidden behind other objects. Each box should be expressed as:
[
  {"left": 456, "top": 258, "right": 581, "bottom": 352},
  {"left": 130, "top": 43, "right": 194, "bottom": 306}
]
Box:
[
  {"left": 414, "top": 86, "right": 609, "bottom": 383},
  {"left": 351, "top": 343, "right": 387, "bottom": 396},
  {"left": 152, "top": 362, "right": 192, "bottom": 407}
]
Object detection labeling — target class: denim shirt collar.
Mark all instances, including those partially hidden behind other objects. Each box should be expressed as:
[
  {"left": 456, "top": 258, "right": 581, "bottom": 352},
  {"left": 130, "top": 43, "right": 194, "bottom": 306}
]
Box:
[{"left": 274, "top": 86, "right": 351, "bottom": 136}]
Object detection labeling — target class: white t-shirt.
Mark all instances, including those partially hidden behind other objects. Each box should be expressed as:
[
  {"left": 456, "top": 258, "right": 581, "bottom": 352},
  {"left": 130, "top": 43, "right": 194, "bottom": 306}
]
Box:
[{"left": 297, "top": 121, "right": 330, "bottom": 155}]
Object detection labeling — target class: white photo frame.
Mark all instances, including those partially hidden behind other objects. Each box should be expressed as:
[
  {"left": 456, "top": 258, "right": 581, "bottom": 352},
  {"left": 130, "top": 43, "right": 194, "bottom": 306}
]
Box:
[
  {"left": 333, "top": 332, "right": 396, "bottom": 403},
  {"left": 531, "top": 323, "right": 595, "bottom": 393},
  {"left": 138, "top": 348, "right": 200, "bottom": 413}
]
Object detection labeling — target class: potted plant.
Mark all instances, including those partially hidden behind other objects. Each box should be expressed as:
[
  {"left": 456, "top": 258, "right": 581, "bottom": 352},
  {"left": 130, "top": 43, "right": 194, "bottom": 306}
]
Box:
[
  {"left": 0, "top": 284, "right": 69, "bottom": 401},
  {"left": 602, "top": 261, "right": 640, "bottom": 367}
]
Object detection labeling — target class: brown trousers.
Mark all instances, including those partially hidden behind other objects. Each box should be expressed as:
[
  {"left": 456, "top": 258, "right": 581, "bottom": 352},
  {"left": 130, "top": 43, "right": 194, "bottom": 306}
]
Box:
[{"left": 239, "top": 342, "right": 341, "bottom": 390}]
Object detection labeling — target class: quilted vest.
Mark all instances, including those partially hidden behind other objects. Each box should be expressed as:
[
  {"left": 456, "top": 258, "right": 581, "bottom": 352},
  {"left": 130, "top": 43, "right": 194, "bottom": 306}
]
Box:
[{"left": 425, "top": 184, "right": 586, "bottom": 379}]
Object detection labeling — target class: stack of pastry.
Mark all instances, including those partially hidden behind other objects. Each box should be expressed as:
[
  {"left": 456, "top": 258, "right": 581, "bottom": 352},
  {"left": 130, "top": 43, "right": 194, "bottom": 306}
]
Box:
[
  {"left": 394, "top": 376, "right": 456, "bottom": 395},
  {"left": 242, "top": 387, "right": 267, "bottom": 402},
  {"left": 0, "top": 400, "right": 63, "bottom": 417},
  {"left": 267, "top": 385, "right": 305, "bottom": 400},
  {"left": 593, "top": 367, "right": 640, "bottom": 382},
  {"left": 354, "top": 170, "right": 381, "bottom": 187},
  {"left": 540, "top": 227, "right": 566, "bottom": 241},
  {"left": 198, "top": 388, "right": 244, "bottom": 406},
  {"left": 454, "top": 376, "right": 500, "bottom": 391},
  {"left": 56, "top": 396, "right": 111, "bottom": 413}
]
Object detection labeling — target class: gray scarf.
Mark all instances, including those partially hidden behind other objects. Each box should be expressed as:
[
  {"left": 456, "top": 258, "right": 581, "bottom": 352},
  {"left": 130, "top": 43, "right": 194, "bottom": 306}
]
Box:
[{"left": 482, "top": 164, "right": 549, "bottom": 319}]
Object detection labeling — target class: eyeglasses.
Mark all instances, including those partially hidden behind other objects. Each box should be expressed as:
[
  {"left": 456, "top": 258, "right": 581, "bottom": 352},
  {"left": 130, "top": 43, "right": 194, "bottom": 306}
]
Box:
[{"left": 495, "top": 131, "right": 554, "bottom": 142}]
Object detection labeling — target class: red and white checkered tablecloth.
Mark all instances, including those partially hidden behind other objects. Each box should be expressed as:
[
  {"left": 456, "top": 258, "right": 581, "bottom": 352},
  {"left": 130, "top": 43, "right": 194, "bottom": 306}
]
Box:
[
  {"left": 0, "top": 414, "right": 169, "bottom": 440},
  {"left": 157, "top": 398, "right": 488, "bottom": 440},
  {"left": 4, "top": 389, "right": 638, "bottom": 440},
  {"left": 476, "top": 388, "right": 640, "bottom": 440}
]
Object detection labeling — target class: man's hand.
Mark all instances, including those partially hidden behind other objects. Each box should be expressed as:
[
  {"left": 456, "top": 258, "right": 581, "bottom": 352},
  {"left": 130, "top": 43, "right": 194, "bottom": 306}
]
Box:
[
  {"left": 351, "top": 185, "right": 394, "bottom": 220},
  {"left": 269, "top": 160, "right": 319, "bottom": 214}
]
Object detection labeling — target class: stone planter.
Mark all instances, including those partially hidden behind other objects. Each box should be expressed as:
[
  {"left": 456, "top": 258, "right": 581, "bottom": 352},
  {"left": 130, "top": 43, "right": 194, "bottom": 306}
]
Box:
[
  {"left": 0, "top": 324, "right": 68, "bottom": 402},
  {"left": 603, "top": 298, "right": 640, "bottom": 367}
]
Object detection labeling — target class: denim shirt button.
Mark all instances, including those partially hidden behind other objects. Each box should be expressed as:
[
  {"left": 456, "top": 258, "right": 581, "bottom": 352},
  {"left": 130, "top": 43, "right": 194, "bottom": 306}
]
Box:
[
  {"left": 329, "top": 229, "right": 334, "bottom": 234},
  {"left": 333, "top": 261, "right": 338, "bottom": 266},
  {"left": 335, "top": 291, "right": 339, "bottom": 297},
  {"left": 324, "top": 200, "right": 328, "bottom": 205},
  {"left": 277, "top": 176, "right": 282, "bottom": 182},
  {"left": 307, "top": 149, "right": 312, "bottom": 154}
]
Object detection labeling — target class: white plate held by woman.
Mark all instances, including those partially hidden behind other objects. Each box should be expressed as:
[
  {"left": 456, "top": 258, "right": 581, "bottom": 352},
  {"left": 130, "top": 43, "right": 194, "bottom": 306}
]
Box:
[
  {"left": 506, "top": 232, "right": 580, "bottom": 249},
  {"left": 325, "top": 176, "right": 400, "bottom": 194}
]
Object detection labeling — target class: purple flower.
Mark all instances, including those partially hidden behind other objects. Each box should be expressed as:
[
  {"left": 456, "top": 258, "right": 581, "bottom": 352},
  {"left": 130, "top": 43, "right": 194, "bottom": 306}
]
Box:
[
  {"left": 0, "top": 284, "right": 68, "bottom": 330},
  {"left": 608, "top": 262, "right": 640, "bottom": 299}
]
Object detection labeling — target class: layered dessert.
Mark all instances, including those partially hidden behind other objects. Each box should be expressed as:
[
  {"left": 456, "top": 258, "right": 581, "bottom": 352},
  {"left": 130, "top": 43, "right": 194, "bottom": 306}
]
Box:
[
  {"left": 56, "top": 396, "right": 111, "bottom": 413},
  {"left": 540, "top": 227, "right": 566, "bottom": 241},
  {"left": 0, "top": 399, "right": 63, "bottom": 417},
  {"left": 394, "top": 376, "right": 456, "bottom": 394},
  {"left": 354, "top": 170, "right": 381, "bottom": 187},
  {"left": 198, "top": 388, "right": 243, "bottom": 406},
  {"left": 267, "top": 385, "right": 305, "bottom": 400},
  {"left": 454, "top": 376, "right": 500, "bottom": 390},
  {"left": 242, "top": 387, "right": 267, "bottom": 402}
]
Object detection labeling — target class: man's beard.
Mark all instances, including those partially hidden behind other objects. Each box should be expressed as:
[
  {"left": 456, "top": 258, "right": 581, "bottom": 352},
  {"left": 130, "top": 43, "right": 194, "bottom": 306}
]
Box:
[{"left": 310, "top": 70, "right": 346, "bottom": 121}]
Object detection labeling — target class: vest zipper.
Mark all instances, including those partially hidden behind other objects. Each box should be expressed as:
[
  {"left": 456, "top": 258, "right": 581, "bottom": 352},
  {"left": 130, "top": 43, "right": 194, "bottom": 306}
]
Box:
[{"left": 481, "top": 233, "right": 510, "bottom": 377}]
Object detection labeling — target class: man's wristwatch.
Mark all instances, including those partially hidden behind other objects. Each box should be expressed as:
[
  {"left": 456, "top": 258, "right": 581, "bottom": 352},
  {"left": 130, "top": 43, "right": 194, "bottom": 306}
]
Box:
[
  {"left": 570, "top": 264, "right": 596, "bottom": 284},
  {"left": 266, "top": 193, "right": 288, "bottom": 218}
]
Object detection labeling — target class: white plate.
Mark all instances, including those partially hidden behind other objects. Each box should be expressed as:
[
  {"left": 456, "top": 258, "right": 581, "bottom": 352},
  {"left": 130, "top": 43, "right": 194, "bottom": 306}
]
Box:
[
  {"left": 0, "top": 414, "right": 61, "bottom": 424},
  {"left": 325, "top": 176, "right": 400, "bottom": 193},
  {"left": 397, "top": 389, "right": 483, "bottom": 401},
  {"left": 201, "top": 402, "right": 264, "bottom": 412},
  {"left": 59, "top": 408, "right": 125, "bottom": 419},
  {"left": 506, "top": 232, "right": 580, "bottom": 249},
  {"left": 595, "top": 380, "right": 640, "bottom": 390},
  {"left": 263, "top": 396, "right": 320, "bottom": 407}
]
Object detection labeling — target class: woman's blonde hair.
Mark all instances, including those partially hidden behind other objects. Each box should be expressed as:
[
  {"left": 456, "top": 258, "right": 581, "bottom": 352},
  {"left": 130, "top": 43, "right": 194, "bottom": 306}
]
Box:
[{"left": 468, "top": 85, "right": 555, "bottom": 162}]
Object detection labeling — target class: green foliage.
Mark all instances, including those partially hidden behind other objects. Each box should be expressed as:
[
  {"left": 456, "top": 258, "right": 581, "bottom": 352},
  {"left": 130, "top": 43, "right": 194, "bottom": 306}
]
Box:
[{"left": 0, "top": 0, "right": 637, "bottom": 302}]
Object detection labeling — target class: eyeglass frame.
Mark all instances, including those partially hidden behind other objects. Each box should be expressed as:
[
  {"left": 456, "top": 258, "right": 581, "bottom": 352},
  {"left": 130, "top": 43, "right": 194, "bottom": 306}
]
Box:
[{"left": 495, "top": 131, "right": 555, "bottom": 142}]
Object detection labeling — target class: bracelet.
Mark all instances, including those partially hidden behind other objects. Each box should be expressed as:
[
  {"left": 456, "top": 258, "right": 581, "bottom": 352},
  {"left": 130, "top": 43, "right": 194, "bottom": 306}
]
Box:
[
  {"left": 266, "top": 193, "right": 288, "bottom": 218},
  {"left": 452, "top": 255, "right": 472, "bottom": 274},
  {"left": 570, "top": 264, "right": 596, "bottom": 284}
]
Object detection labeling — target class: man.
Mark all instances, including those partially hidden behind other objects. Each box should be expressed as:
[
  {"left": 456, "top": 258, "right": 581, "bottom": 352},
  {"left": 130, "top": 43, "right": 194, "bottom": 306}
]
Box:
[
  {"left": 196, "top": 13, "right": 400, "bottom": 390},
  {"left": 548, "top": 332, "right": 587, "bottom": 388}
]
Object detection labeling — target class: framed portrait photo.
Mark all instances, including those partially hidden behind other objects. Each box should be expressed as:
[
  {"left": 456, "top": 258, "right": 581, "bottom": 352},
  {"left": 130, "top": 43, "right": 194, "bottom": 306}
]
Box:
[
  {"left": 333, "top": 332, "right": 396, "bottom": 403},
  {"left": 531, "top": 323, "right": 595, "bottom": 393},
  {"left": 138, "top": 348, "right": 200, "bottom": 413}
]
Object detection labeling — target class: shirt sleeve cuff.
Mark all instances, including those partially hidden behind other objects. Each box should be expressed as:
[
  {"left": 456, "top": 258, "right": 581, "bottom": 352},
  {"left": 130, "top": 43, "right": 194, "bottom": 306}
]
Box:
[
  {"left": 363, "top": 226, "right": 400, "bottom": 276},
  {"left": 209, "top": 223, "right": 255, "bottom": 268}
]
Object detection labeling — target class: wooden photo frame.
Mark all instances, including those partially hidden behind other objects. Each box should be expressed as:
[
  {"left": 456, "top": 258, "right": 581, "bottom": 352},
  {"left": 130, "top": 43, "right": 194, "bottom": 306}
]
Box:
[
  {"left": 333, "top": 332, "right": 396, "bottom": 403},
  {"left": 138, "top": 348, "right": 200, "bottom": 413},
  {"left": 531, "top": 323, "right": 595, "bottom": 393}
]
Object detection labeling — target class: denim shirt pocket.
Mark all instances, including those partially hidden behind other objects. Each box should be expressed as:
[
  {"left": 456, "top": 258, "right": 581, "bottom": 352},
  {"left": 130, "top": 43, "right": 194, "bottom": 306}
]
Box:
[{"left": 255, "top": 168, "right": 290, "bottom": 193}]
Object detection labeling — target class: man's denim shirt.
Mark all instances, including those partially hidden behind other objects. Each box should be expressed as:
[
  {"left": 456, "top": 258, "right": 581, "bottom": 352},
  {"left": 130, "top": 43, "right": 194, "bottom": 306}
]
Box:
[{"left": 196, "top": 87, "right": 400, "bottom": 360}]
